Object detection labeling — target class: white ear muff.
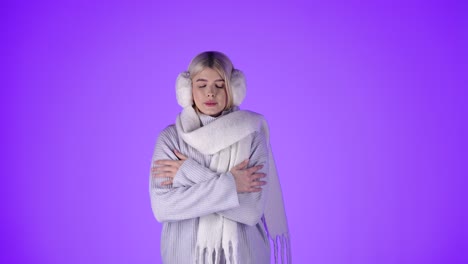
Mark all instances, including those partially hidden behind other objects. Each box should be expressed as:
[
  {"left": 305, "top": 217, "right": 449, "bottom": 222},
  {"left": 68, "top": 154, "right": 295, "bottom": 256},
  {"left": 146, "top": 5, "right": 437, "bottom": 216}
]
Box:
[
  {"left": 230, "top": 69, "right": 246, "bottom": 106},
  {"left": 175, "top": 71, "right": 192, "bottom": 108}
]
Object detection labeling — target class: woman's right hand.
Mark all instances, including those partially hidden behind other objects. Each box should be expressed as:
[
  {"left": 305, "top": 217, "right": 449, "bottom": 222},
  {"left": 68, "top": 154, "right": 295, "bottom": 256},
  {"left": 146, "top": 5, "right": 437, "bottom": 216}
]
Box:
[{"left": 230, "top": 159, "right": 267, "bottom": 193}]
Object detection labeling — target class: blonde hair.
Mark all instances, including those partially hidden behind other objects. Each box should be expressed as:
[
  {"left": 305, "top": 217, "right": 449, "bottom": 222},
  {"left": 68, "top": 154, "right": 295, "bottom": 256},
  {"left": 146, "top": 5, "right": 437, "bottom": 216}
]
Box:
[{"left": 188, "top": 51, "right": 234, "bottom": 110}]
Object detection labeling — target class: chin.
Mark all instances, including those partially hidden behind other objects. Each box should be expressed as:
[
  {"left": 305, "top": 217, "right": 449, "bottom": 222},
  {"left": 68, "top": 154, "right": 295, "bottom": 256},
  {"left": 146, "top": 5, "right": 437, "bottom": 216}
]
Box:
[{"left": 202, "top": 109, "right": 223, "bottom": 117}]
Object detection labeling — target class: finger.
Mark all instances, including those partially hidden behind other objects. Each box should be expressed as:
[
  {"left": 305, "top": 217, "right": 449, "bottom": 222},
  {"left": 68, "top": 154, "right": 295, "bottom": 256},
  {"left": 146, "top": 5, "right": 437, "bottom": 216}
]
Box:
[
  {"left": 160, "top": 180, "right": 173, "bottom": 186},
  {"left": 155, "top": 171, "right": 175, "bottom": 178},
  {"left": 151, "top": 168, "right": 175, "bottom": 177},
  {"left": 247, "top": 165, "right": 264, "bottom": 174},
  {"left": 251, "top": 173, "right": 266, "bottom": 180},
  {"left": 248, "top": 187, "right": 263, "bottom": 192},
  {"left": 153, "top": 166, "right": 177, "bottom": 173},
  {"left": 235, "top": 159, "right": 249, "bottom": 170},
  {"left": 153, "top": 160, "right": 166, "bottom": 165},
  {"left": 151, "top": 166, "right": 172, "bottom": 172},
  {"left": 152, "top": 171, "right": 174, "bottom": 178},
  {"left": 251, "top": 180, "right": 267, "bottom": 187},
  {"left": 154, "top": 171, "right": 175, "bottom": 178},
  {"left": 155, "top": 160, "right": 178, "bottom": 166},
  {"left": 174, "top": 150, "right": 188, "bottom": 160}
]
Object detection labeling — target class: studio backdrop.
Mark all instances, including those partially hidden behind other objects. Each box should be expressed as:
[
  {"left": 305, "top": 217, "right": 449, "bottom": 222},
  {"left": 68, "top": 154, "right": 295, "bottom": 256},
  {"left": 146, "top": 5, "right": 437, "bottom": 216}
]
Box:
[{"left": 1, "top": 0, "right": 466, "bottom": 263}]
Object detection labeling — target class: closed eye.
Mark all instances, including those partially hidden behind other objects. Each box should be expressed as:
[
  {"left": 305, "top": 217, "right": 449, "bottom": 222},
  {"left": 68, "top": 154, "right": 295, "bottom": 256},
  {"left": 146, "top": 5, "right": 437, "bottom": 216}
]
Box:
[{"left": 198, "top": 85, "right": 224, "bottom": 89}]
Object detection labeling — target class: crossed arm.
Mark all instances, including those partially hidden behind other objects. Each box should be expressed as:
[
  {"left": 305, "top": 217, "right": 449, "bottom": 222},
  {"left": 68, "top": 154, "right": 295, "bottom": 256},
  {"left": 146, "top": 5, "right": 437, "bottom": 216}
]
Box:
[
  {"left": 153, "top": 150, "right": 266, "bottom": 192},
  {"left": 149, "top": 126, "right": 269, "bottom": 226}
]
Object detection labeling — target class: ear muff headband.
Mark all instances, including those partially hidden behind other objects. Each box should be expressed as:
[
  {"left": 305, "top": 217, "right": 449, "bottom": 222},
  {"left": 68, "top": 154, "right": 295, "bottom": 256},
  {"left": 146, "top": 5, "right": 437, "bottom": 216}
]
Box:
[{"left": 175, "top": 69, "right": 246, "bottom": 108}]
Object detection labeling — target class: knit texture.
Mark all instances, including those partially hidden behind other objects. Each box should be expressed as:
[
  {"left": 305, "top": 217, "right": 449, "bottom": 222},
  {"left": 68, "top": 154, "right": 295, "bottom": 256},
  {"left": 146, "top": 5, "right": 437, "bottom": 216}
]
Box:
[{"left": 150, "top": 107, "right": 291, "bottom": 263}]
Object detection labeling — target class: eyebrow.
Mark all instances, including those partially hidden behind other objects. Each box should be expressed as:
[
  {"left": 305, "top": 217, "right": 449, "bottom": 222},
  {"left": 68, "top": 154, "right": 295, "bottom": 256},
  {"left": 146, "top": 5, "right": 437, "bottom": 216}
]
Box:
[{"left": 195, "top": 78, "right": 225, "bottom": 82}]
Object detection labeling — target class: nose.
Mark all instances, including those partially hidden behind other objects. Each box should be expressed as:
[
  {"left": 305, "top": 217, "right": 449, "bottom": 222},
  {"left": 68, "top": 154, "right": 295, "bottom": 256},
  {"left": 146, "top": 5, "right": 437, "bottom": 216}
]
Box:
[{"left": 207, "top": 85, "right": 216, "bottom": 97}]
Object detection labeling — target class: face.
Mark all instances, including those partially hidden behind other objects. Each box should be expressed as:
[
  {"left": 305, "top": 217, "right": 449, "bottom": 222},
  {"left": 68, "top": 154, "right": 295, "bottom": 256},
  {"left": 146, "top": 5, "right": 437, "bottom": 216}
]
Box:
[{"left": 192, "top": 68, "right": 227, "bottom": 117}]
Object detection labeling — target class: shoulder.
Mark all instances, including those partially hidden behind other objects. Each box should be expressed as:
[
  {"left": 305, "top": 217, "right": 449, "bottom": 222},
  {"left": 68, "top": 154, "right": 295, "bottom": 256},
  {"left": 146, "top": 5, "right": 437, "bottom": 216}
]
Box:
[
  {"left": 160, "top": 124, "right": 177, "bottom": 135},
  {"left": 157, "top": 124, "right": 178, "bottom": 143}
]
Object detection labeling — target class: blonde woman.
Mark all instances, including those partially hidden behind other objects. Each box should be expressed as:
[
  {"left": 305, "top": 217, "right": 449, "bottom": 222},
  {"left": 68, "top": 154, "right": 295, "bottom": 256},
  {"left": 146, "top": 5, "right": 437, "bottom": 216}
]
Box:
[{"left": 150, "top": 51, "right": 291, "bottom": 264}]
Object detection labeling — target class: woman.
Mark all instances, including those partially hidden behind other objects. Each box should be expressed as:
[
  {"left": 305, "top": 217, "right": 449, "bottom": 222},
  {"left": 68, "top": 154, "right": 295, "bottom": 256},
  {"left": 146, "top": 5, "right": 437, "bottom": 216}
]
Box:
[{"left": 149, "top": 51, "right": 291, "bottom": 264}]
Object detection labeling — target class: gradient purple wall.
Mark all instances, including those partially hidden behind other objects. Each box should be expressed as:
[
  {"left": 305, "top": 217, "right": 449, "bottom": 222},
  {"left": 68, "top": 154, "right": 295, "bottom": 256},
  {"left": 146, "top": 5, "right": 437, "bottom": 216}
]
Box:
[{"left": 2, "top": 0, "right": 466, "bottom": 263}]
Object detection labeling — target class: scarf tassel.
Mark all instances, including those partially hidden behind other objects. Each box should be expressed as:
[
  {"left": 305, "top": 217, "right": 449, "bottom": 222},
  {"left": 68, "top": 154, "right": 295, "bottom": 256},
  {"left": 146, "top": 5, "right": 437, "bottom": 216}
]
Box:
[
  {"left": 195, "top": 241, "right": 239, "bottom": 264},
  {"left": 272, "top": 233, "right": 292, "bottom": 264}
]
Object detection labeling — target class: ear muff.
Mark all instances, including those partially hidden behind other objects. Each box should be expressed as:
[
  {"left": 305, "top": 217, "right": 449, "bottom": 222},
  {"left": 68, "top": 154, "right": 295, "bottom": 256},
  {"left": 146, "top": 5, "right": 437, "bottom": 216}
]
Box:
[
  {"left": 175, "top": 71, "right": 192, "bottom": 108},
  {"left": 230, "top": 69, "right": 246, "bottom": 106},
  {"left": 175, "top": 69, "right": 247, "bottom": 108}
]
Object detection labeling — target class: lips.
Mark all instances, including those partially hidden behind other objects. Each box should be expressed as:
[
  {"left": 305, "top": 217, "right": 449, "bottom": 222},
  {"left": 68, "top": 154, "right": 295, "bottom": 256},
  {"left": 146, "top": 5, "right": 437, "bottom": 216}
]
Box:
[{"left": 204, "top": 101, "right": 217, "bottom": 107}]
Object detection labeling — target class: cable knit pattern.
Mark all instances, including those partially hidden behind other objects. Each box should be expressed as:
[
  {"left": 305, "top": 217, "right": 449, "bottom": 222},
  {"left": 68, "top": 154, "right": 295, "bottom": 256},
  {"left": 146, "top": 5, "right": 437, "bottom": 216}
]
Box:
[{"left": 150, "top": 112, "right": 271, "bottom": 264}]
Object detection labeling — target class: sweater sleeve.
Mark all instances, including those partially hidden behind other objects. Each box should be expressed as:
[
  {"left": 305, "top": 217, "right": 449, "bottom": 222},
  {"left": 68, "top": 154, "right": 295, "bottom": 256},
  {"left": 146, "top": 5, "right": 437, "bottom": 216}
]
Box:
[
  {"left": 149, "top": 126, "right": 239, "bottom": 223},
  {"left": 171, "top": 158, "right": 220, "bottom": 187},
  {"left": 217, "top": 130, "right": 270, "bottom": 226}
]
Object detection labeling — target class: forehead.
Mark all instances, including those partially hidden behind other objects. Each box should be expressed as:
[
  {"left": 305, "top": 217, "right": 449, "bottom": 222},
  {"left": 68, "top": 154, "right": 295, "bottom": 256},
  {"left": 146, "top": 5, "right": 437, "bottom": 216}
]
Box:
[{"left": 193, "top": 68, "right": 224, "bottom": 81}]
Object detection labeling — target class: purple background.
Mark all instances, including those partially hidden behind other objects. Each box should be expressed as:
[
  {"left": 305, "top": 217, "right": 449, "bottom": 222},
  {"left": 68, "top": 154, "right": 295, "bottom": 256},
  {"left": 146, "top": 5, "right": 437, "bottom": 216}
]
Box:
[{"left": 2, "top": 0, "right": 466, "bottom": 263}]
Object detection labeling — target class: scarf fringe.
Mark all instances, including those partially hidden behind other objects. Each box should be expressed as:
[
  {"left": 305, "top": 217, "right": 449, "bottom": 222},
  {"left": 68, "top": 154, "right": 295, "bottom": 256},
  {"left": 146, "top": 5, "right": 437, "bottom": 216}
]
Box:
[
  {"left": 272, "top": 233, "right": 292, "bottom": 264},
  {"left": 228, "top": 240, "right": 238, "bottom": 264},
  {"left": 195, "top": 240, "right": 239, "bottom": 264}
]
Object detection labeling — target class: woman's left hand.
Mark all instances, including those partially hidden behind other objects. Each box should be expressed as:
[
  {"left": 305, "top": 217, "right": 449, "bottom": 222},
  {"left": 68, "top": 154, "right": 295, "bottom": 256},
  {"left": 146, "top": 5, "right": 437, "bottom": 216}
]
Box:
[{"left": 152, "top": 150, "right": 187, "bottom": 186}]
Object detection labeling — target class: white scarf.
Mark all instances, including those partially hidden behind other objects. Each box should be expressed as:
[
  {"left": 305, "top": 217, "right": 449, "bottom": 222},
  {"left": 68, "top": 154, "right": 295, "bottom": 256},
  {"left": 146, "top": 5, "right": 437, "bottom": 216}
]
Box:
[{"left": 176, "top": 106, "right": 291, "bottom": 264}]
